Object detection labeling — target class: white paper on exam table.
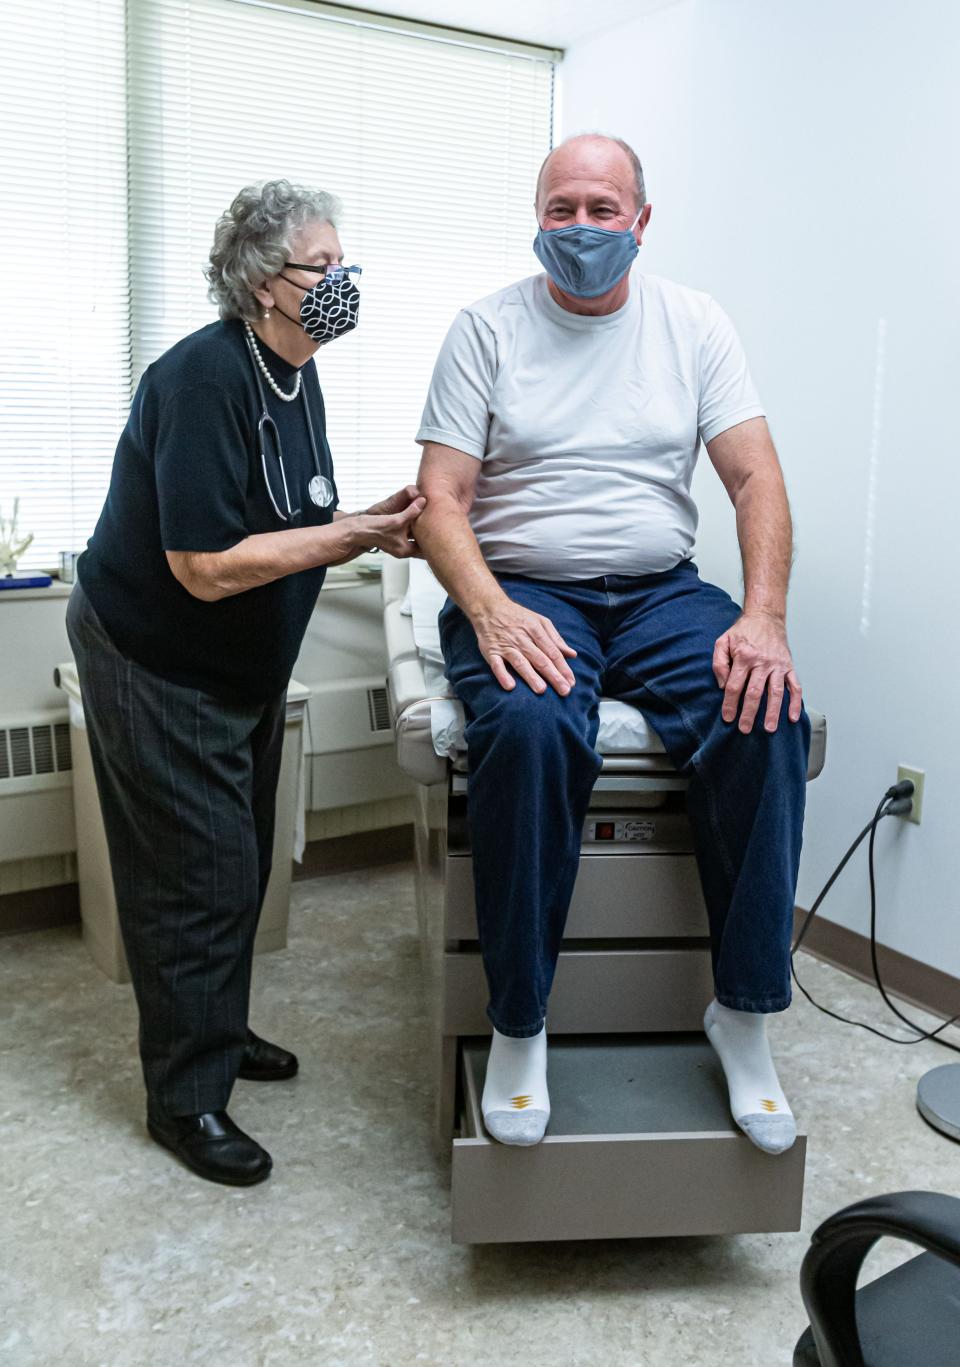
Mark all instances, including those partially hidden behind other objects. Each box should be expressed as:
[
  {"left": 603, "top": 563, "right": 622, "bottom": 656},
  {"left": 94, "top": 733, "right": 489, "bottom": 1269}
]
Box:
[{"left": 403, "top": 560, "right": 665, "bottom": 760}]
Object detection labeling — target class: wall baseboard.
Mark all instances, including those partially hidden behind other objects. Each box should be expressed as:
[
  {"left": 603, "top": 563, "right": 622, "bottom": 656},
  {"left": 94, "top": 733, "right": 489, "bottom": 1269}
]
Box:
[
  {"left": 0, "top": 882, "right": 80, "bottom": 936},
  {"left": 0, "top": 852, "right": 78, "bottom": 898},
  {"left": 792, "top": 907, "right": 960, "bottom": 1023},
  {"left": 293, "top": 825, "right": 414, "bottom": 880},
  {"left": 0, "top": 828, "right": 416, "bottom": 935},
  {"left": 305, "top": 796, "right": 414, "bottom": 843}
]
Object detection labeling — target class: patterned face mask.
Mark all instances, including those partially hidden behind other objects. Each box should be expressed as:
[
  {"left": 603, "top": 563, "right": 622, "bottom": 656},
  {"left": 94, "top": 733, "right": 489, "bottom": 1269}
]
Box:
[{"left": 280, "top": 263, "right": 362, "bottom": 344}]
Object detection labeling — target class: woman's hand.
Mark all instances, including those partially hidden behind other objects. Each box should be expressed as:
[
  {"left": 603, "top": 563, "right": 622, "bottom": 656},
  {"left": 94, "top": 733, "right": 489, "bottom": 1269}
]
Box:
[
  {"left": 327, "top": 487, "right": 425, "bottom": 564},
  {"left": 354, "top": 492, "right": 426, "bottom": 559},
  {"left": 365, "top": 484, "right": 423, "bottom": 518}
]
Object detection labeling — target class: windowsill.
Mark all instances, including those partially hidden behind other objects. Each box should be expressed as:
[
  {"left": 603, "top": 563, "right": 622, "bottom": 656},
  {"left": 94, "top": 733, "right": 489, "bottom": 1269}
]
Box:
[
  {"left": 0, "top": 562, "right": 381, "bottom": 602},
  {"left": 0, "top": 580, "right": 74, "bottom": 603}
]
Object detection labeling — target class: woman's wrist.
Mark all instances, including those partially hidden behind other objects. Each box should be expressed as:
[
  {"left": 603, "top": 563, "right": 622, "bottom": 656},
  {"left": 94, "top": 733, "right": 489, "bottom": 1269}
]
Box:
[
  {"left": 309, "top": 516, "right": 360, "bottom": 565},
  {"left": 320, "top": 513, "right": 378, "bottom": 559},
  {"left": 343, "top": 516, "right": 369, "bottom": 560}
]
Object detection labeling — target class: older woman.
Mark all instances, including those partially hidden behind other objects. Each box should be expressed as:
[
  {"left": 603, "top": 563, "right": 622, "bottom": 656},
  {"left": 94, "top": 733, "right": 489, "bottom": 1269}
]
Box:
[{"left": 67, "top": 180, "right": 423, "bottom": 1187}]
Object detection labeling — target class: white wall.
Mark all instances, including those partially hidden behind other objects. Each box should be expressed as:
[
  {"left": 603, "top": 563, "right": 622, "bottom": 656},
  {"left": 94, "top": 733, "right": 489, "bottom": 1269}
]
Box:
[
  {"left": 0, "top": 588, "right": 73, "bottom": 713},
  {"left": 561, "top": 0, "right": 960, "bottom": 975}
]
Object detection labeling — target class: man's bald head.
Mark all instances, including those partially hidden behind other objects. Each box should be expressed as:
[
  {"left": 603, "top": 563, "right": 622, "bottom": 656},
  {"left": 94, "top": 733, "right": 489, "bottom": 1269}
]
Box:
[{"left": 535, "top": 134, "right": 646, "bottom": 216}]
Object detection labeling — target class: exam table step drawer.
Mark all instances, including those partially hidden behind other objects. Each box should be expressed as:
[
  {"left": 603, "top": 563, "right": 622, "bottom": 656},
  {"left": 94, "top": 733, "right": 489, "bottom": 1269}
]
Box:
[
  {"left": 452, "top": 1036, "right": 806, "bottom": 1244},
  {"left": 442, "top": 947, "right": 714, "bottom": 1035},
  {"left": 444, "top": 853, "right": 708, "bottom": 940}
]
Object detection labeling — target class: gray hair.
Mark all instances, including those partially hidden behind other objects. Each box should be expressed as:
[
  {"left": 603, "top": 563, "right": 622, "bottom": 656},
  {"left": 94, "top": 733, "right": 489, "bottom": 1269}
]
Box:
[
  {"left": 536, "top": 134, "right": 646, "bottom": 213},
  {"left": 205, "top": 179, "right": 341, "bottom": 321}
]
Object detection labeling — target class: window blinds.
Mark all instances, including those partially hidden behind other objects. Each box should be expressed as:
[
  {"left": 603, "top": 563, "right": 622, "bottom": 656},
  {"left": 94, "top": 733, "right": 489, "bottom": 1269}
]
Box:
[
  {"left": 3, "top": 0, "right": 555, "bottom": 572},
  {"left": 127, "top": 0, "right": 556, "bottom": 513},
  {"left": 0, "top": 0, "right": 130, "bottom": 573}
]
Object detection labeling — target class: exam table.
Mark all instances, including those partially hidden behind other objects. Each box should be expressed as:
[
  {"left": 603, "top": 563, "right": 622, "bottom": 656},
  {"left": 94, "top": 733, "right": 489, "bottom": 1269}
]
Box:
[{"left": 383, "top": 559, "right": 827, "bottom": 1245}]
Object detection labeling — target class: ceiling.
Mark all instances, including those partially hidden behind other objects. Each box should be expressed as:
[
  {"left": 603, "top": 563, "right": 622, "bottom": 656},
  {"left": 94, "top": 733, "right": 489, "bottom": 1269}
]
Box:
[{"left": 344, "top": 0, "right": 683, "bottom": 50}]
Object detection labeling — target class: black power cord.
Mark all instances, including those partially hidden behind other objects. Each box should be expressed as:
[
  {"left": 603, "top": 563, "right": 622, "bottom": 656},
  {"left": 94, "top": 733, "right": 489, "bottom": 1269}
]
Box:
[{"left": 791, "top": 780, "right": 960, "bottom": 1053}]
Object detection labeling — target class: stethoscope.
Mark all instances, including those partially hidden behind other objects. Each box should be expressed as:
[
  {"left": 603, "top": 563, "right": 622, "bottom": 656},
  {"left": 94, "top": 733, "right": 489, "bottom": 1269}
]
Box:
[{"left": 243, "top": 330, "right": 335, "bottom": 524}]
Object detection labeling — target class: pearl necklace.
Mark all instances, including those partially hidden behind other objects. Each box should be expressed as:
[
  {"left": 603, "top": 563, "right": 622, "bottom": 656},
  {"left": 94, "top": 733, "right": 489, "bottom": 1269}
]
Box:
[{"left": 244, "top": 322, "right": 301, "bottom": 402}]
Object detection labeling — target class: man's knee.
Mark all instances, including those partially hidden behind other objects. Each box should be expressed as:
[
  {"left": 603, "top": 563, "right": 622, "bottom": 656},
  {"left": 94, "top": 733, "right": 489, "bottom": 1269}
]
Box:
[
  {"left": 704, "top": 689, "right": 810, "bottom": 776},
  {"left": 468, "top": 682, "right": 584, "bottom": 753}
]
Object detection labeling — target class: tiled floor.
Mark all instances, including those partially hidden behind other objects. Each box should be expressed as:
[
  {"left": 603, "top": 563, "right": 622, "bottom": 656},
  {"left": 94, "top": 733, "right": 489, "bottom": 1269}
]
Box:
[{"left": 2, "top": 862, "right": 957, "bottom": 1366}]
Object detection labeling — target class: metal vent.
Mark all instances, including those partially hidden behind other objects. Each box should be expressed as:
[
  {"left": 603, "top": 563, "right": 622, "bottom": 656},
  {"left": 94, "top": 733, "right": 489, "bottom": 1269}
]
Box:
[
  {"left": 0, "top": 721, "right": 72, "bottom": 782},
  {"left": 54, "top": 722, "right": 71, "bottom": 772},
  {"left": 9, "top": 727, "right": 31, "bottom": 777},
  {"left": 366, "top": 686, "right": 391, "bottom": 733},
  {"left": 34, "top": 726, "right": 56, "bottom": 774}
]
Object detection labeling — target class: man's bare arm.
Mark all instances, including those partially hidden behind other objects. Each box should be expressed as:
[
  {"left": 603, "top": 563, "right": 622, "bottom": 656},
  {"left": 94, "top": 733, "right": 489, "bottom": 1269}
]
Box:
[
  {"left": 706, "top": 416, "right": 802, "bottom": 732},
  {"left": 415, "top": 442, "right": 576, "bottom": 694},
  {"left": 411, "top": 444, "right": 502, "bottom": 614},
  {"left": 167, "top": 495, "right": 424, "bottom": 602}
]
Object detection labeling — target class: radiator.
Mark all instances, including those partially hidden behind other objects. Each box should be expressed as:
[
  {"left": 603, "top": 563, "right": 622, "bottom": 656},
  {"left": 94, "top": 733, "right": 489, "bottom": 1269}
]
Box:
[
  {"left": 304, "top": 674, "right": 393, "bottom": 754},
  {"left": 303, "top": 675, "right": 413, "bottom": 812},
  {"left": 0, "top": 708, "right": 76, "bottom": 862},
  {"left": 0, "top": 678, "right": 414, "bottom": 866}
]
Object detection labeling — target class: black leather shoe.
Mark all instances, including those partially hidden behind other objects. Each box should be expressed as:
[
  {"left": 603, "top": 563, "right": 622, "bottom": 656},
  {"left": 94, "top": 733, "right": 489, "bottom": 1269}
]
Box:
[
  {"left": 147, "top": 1109, "right": 272, "bottom": 1186},
  {"left": 238, "top": 1028, "right": 299, "bottom": 1081}
]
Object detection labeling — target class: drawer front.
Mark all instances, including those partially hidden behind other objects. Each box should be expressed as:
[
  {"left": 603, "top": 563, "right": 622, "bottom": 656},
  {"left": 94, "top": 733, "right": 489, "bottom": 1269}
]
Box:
[
  {"left": 443, "top": 947, "right": 714, "bottom": 1035},
  {"left": 453, "top": 1131, "right": 807, "bottom": 1243},
  {"left": 451, "top": 1037, "right": 806, "bottom": 1243},
  {"left": 444, "top": 854, "right": 708, "bottom": 941}
]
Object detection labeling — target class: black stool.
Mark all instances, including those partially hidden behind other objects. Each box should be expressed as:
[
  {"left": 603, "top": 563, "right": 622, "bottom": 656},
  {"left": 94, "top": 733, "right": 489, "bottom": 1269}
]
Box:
[{"left": 794, "top": 1190, "right": 960, "bottom": 1366}]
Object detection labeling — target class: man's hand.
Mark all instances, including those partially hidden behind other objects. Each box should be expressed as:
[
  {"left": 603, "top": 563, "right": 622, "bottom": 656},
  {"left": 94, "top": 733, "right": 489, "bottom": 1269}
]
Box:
[
  {"left": 712, "top": 611, "right": 802, "bottom": 734},
  {"left": 413, "top": 444, "right": 574, "bottom": 694},
  {"left": 473, "top": 598, "right": 577, "bottom": 696}
]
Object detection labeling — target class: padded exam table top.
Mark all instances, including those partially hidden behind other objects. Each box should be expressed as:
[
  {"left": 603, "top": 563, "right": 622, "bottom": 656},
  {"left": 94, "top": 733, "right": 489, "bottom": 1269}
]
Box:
[{"left": 383, "top": 558, "right": 826, "bottom": 786}]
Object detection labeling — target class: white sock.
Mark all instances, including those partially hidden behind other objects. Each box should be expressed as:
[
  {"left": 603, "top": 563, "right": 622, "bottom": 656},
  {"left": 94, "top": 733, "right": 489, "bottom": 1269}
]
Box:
[
  {"left": 481, "top": 1025, "right": 550, "bottom": 1146},
  {"left": 704, "top": 999, "right": 796, "bottom": 1154}
]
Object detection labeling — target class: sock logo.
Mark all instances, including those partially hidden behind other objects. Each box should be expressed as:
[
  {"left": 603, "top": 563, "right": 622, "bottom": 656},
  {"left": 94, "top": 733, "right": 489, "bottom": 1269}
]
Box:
[
  {"left": 510, "top": 1095, "right": 533, "bottom": 1110},
  {"left": 760, "top": 1099, "right": 779, "bottom": 1112}
]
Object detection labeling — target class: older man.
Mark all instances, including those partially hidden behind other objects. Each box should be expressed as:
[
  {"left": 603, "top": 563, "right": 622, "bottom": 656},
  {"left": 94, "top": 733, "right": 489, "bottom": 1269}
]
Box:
[{"left": 413, "top": 134, "right": 810, "bottom": 1153}]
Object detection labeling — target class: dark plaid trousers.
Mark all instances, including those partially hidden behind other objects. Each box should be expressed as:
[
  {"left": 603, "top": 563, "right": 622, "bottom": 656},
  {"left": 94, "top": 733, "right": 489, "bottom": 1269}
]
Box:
[{"left": 66, "top": 582, "right": 287, "bottom": 1117}]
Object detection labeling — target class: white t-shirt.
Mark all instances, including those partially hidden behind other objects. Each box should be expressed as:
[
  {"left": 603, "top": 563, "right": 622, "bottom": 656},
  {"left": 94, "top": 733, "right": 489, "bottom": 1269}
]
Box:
[{"left": 415, "top": 269, "right": 765, "bottom": 580}]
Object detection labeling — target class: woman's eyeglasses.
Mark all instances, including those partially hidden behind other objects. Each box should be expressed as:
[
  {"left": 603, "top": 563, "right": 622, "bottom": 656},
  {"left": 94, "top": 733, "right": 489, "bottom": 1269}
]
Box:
[{"left": 284, "top": 262, "right": 362, "bottom": 280}]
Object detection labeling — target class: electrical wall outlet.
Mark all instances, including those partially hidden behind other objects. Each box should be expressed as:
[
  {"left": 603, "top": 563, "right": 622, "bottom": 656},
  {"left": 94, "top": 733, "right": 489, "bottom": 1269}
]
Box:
[{"left": 897, "top": 764, "right": 924, "bottom": 824}]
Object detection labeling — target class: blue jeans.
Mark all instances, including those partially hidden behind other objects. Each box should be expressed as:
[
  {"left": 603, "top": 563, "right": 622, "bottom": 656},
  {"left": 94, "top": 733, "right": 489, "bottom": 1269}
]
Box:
[{"left": 439, "top": 561, "right": 811, "bottom": 1037}]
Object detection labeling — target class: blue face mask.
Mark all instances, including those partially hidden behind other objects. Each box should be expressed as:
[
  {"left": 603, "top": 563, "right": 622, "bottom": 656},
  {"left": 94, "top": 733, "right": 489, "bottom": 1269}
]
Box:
[{"left": 533, "top": 211, "right": 641, "bottom": 299}]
